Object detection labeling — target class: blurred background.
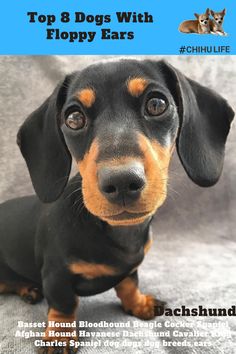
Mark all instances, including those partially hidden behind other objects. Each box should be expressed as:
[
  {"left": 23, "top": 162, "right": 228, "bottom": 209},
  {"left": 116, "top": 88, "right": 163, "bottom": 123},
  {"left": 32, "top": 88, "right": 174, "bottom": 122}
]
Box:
[{"left": 0, "top": 56, "right": 235, "bottom": 354}]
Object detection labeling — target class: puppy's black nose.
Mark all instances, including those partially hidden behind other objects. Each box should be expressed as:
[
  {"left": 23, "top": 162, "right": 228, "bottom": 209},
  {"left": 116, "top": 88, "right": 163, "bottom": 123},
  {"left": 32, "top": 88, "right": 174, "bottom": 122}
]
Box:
[{"left": 98, "top": 162, "right": 146, "bottom": 205}]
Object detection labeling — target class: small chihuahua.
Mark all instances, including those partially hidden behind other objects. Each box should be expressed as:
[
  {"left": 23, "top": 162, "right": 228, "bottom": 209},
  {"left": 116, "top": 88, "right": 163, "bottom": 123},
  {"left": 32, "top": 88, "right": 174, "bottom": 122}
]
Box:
[
  {"left": 179, "top": 8, "right": 211, "bottom": 34},
  {"left": 210, "top": 9, "right": 227, "bottom": 36}
]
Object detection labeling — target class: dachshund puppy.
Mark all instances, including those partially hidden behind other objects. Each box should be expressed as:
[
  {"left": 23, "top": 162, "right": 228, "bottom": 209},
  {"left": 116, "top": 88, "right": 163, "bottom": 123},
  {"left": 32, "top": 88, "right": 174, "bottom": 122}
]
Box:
[{"left": 0, "top": 60, "right": 234, "bottom": 353}]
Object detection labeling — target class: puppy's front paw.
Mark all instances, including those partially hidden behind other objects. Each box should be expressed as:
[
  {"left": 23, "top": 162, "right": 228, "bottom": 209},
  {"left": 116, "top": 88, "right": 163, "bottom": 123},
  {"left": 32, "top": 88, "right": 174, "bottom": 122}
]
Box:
[
  {"left": 115, "top": 277, "right": 166, "bottom": 320},
  {"left": 126, "top": 295, "right": 166, "bottom": 320}
]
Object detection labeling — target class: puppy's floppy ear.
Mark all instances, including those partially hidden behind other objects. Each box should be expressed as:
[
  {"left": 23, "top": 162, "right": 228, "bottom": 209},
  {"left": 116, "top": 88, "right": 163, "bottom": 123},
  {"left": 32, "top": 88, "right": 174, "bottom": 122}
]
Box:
[
  {"left": 158, "top": 61, "right": 234, "bottom": 187},
  {"left": 17, "top": 75, "right": 73, "bottom": 203}
]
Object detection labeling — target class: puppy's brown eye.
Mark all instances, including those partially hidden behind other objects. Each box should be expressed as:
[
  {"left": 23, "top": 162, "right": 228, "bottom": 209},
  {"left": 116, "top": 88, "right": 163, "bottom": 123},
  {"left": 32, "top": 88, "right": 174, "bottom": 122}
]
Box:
[
  {"left": 65, "top": 111, "right": 86, "bottom": 130},
  {"left": 146, "top": 97, "right": 167, "bottom": 116}
]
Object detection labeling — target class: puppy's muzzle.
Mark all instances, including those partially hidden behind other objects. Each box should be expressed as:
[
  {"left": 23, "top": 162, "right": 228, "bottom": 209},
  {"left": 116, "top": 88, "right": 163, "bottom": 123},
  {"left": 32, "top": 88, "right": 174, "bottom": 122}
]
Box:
[{"left": 98, "top": 162, "right": 146, "bottom": 206}]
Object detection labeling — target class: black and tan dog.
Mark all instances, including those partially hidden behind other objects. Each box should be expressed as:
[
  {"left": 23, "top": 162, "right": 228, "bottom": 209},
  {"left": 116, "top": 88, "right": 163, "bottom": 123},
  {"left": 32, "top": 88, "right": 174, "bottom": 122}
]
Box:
[{"left": 0, "top": 60, "right": 234, "bottom": 353}]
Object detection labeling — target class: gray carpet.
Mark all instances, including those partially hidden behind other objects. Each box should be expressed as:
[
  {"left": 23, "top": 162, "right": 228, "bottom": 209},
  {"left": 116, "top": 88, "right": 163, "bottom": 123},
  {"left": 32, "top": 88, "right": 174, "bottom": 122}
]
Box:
[{"left": 0, "top": 56, "right": 235, "bottom": 353}]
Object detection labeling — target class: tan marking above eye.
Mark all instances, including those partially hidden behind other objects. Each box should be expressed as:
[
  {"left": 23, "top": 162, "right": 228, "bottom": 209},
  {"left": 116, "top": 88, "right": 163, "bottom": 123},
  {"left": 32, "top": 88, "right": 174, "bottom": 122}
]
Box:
[
  {"left": 127, "top": 77, "right": 148, "bottom": 97},
  {"left": 69, "top": 261, "right": 117, "bottom": 279},
  {"left": 75, "top": 88, "right": 96, "bottom": 108}
]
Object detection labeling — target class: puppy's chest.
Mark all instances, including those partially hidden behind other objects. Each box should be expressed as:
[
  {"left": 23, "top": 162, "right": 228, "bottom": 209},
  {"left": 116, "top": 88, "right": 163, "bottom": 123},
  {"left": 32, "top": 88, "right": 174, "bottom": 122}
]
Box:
[
  {"left": 69, "top": 246, "right": 143, "bottom": 280},
  {"left": 68, "top": 230, "right": 152, "bottom": 296},
  {"left": 68, "top": 251, "right": 141, "bottom": 297}
]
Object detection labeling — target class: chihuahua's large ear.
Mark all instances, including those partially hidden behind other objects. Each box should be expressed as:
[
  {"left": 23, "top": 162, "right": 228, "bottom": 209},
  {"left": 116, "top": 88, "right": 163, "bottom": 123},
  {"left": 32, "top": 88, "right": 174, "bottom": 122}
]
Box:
[
  {"left": 17, "top": 75, "right": 73, "bottom": 203},
  {"left": 159, "top": 61, "right": 234, "bottom": 187},
  {"left": 222, "top": 8, "right": 226, "bottom": 15},
  {"left": 194, "top": 13, "right": 199, "bottom": 19},
  {"left": 205, "top": 8, "right": 210, "bottom": 16}
]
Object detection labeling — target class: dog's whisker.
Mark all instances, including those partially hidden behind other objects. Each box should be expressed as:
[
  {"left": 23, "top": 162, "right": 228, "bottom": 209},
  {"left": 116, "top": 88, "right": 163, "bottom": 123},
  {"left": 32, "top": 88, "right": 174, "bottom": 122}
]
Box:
[
  {"left": 167, "top": 186, "right": 181, "bottom": 197},
  {"left": 69, "top": 180, "right": 82, "bottom": 185},
  {"left": 76, "top": 201, "right": 86, "bottom": 216},
  {"left": 65, "top": 187, "right": 82, "bottom": 200},
  {"left": 72, "top": 195, "right": 84, "bottom": 207}
]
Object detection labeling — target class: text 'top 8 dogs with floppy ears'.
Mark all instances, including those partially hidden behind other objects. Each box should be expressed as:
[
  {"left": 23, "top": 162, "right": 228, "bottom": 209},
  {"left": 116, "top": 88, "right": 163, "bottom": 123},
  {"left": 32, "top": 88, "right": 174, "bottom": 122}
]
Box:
[{"left": 0, "top": 60, "right": 234, "bottom": 353}]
